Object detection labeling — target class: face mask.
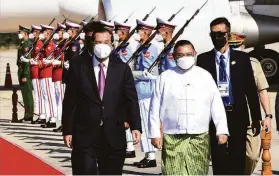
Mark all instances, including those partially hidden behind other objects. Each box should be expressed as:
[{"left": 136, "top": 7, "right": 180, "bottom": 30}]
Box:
[
  {"left": 53, "top": 33, "right": 59, "bottom": 40},
  {"left": 18, "top": 33, "right": 23, "bottom": 40},
  {"left": 155, "top": 34, "right": 164, "bottom": 42},
  {"left": 132, "top": 33, "right": 140, "bottom": 42},
  {"left": 80, "top": 44, "right": 84, "bottom": 48},
  {"left": 210, "top": 31, "right": 228, "bottom": 50},
  {"left": 39, "top": 33, "right": 45, "bottom": 40},
  {"left": 63, "top": 32, "right": 70, "bottom": 39},
  {"left": 79, "top": 32, "right": 85, "bottom": 40},
  {"left": 93, "top": 44, "right": 112, "bottom": 59},
  {"left": 176, "top": 56, "right": 195, "bottom": 70},
  {"left": 29, "top": 33, "right": 34, "bottom": 39}
]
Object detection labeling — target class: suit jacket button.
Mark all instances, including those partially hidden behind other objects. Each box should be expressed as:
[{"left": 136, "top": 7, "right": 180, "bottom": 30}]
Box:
[{"left": 102, "top": 106, "right": 104, "bottom": 109}]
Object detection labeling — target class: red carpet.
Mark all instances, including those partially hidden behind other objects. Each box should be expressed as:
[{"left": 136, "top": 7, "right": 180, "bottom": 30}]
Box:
[{"left": 0, "top": 137, "right": 64, "bottom": 175}]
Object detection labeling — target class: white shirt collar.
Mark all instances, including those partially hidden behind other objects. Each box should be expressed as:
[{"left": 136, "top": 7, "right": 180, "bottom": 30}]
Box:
[
  {"left": 93, "top": 56, "right": 109, "bottom": 68},
  {"left": 214, "top": 47, "right": 230, "bottom": 61}
]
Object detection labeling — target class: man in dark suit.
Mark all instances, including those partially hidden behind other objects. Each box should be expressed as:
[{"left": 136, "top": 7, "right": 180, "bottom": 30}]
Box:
[
  {"left": 62, "top": 26, "right": 142, "bottom": 175},
  {"left": 197, "top": 17, "right": 262, "bottom": 175}
]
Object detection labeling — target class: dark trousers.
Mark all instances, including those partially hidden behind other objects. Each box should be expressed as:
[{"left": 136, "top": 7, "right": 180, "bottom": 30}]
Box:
[
  {"left": 275, "top": 89, "right": 279, "bottom": 131},
  {"left": 71, "top": 127, "right": 126, "bottom": 175},
  {"left": 210, "top": 111, "right": 247, "bottom": 175}
]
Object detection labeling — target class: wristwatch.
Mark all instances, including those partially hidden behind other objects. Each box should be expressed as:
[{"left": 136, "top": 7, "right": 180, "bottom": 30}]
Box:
[{"left": 265, "top": 114, "right": 273, "bottom": 119}]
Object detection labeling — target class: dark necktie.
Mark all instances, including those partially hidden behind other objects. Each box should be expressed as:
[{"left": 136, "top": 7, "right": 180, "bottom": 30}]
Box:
[
  {"left": 98, "top": 63, "right": 105, "bottom": 99},
  {"left": 219, "top": 55, "right": 230, "bottom": 105},
  {"left": 219, "top": 55, "right": 227, "bottom": 82}
]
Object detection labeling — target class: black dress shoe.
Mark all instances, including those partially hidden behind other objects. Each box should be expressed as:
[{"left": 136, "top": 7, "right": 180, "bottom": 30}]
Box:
[
  {"left": 41, "top": 121, "right": 56, "bottom": 128},
  {"left": 125, "top": 151, "right": 136, "bottom": 158},
  {"left": 18, "top": 117, "right": 33, "bottom": 123},
  {"left": 136, "top": 159, "right": 157, "bottom": 168},
  {"left": 133, "top": 158, "right": 147, "bottom": 166},
  {"left": 31, "top": 118, "right": 46, "bottom": 124},
  {"left": 53, "top": 126, "right": 62, "bottom": 132}
]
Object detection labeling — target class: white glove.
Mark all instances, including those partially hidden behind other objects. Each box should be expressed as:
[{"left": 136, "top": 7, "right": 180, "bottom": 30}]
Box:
[
  {"left": 42, "top": 58, "right": 53, "bottom": 65},
  {"left": 52, "top": 60, "right": 62, "bottom": 66},
  {"left": 63, "top": 32, "right": 70, "bottom": 39},
  {"left": 20, "top": 56, "right": 29, "bottom": 63},
  {"left": 30, "top": 58, "right": 38, "bottom": 65},
  {"left": 64, "top": 61, "right": 70, "bottom": 70},
  {"left": 142, "top": 70, "right": 158, "bottom": 80},
  {"left": 132, "top": 70, "right": 157, "bottom": 80}
]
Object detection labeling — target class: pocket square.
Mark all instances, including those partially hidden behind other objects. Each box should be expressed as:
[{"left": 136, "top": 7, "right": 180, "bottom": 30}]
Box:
[{"left": 231, "top": 61, "right": 236, "bottom": 65}]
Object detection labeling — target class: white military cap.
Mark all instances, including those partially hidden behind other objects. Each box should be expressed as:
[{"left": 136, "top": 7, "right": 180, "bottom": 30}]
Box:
[
  {"left": 156, "top": 18, "right": 176, "bottom": 29},
  {"left": 114, "top": 21, "right": 131, "bottom": 31},
  {"left": 99, "top": 20, "right": 114, "bottom": 30},
  {"left": 136, "top": 19, "right": 154, "bottom": 30},
  {"left": 65, "top": 21, "right": 81, "bottom": 30},
  {"left": 40, "top": 24, "right": 55, "bottom": 31},
  {"left": 56, "top": 23, "right": 66, "bottom": 30},
  {"left": 31, "top": 25, "right": 42, "bottom": 32}
]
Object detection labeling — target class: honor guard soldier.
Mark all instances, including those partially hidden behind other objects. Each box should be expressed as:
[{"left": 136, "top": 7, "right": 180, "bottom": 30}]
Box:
[
  {"left": 17, "top": 25, "right": 34, "bottom": 122},
  {"left": 229, "top": 32, "right": 272, "bottom": 175},
  {"left": 62, "top": 21, "right": 81, "bottom": 84},
  {"left": 38, "top": 24, "right": 57, "bottom": 128},
  {"left": 99, "top": 20, "right": 120, "bottom": 49},
  {"left": 29, "top": 25, "right": 46, "bottom": 124},
  {"left": 113, "top": 21, "right": 140, "bottom": 158},
  {"left": 156, "top": 18, "right": 177, "bottom": 73},
  {"left": 52, "top": 23, "right": 67, "bottom": 132},
  {"left": 132, "top": 19, "right": 163, "bottom": 168}
]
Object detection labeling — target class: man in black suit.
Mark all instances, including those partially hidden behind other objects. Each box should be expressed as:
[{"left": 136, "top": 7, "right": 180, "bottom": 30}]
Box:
[
  {"left": 62, "top": 26, "right": 142, "bottom": 175},
  {"left": 197, "top": 17, "right": 262, "bottom": 175}
]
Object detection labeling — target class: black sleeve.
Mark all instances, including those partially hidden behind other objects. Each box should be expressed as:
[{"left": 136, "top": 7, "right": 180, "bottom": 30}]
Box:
[
  {"left": 243, "top": 54, "right": 262, "bottom": 121},
  {"left": 124, "top": 64, "right": 142, "bottom": 133},
  {"left": 62, "top": 60, "right": 78, "bottom": 136}
]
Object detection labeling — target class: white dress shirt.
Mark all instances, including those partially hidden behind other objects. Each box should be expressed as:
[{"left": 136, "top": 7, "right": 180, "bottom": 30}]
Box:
[
  {"left": 92, "top": 56, "right": 109, "bottom": 86},
  {"left": 148, "top": 66, "right": 229, "bottom": 138}
]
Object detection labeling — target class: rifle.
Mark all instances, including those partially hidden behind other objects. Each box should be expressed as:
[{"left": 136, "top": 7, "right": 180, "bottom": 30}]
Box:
[
  {"left": 123, "top": 12, "right": 134, "bottom": 23},
  {"left": 114, "top": 7, "right": 156, "bottom": 53},
  {"left": 24, "top": 17, "right": 56, "bottom": 58},
  {"left": 126, "top": 6, "right": 184, "bottom": 65},
  {"left": 53, "top": 16, "right": 96, "bottom": 60},
  {"left": 147, "top": 0, "right": 208, "bottom": 72},
  {"left": 33, "top": 16, "right": 88, "bottom": 61}
]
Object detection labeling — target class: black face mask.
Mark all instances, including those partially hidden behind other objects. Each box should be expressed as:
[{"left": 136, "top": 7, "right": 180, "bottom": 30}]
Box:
[{"left": 210, "top": 31, "right": 228, "bottom": 50}]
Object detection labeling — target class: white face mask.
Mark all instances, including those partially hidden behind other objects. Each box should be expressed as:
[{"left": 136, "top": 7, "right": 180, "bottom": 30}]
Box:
[
  {"left": 18, "top": 33, "right": 23, "bottom": 40},
  {"left": 29, "top": 33, "right": 34, "bottom": 39},
  {"left": 155, "top": 34, "right": 164, "bottom": 42},
  {"left": 53, "top": 33, "right": 59, "bottom": 40},
  {"left": 63, "top": 32, "right": 70, "bottom": 39},
  {"left": 39, "top": 33, "right": 45, "bottom": 40},
  {"left": 79, "top": 32, "right": 85, "bottom": 40},
  {"left": 93, "top": 44, "right": 112, "bottom": 59},
  {"left": 132, "top": 33, "right": 140, "bottom": 42},
  {"left": 176, "top": 56, "right": 196, "bottom": 70},
  {"left": 80, "top": 44, "right": 84, "bottom": 48}
]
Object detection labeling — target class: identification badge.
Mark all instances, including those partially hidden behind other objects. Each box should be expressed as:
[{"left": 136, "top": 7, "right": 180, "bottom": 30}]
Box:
[{"left": 218, "top": 82, "right": 229, "bottom": 97}]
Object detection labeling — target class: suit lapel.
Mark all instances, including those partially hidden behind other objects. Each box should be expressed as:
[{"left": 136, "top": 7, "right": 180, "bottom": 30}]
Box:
[
  {"left": 83, "top": 55, "right": 102, "bottom": 103},
  {"left": 209, "top": 49, "right": 217, "bottom": 84},
  {"left": 229, "top": 49, "right": 237, "bottom": 86},
  {"left": 103, "top": 57, "right": 117, "bottom": 102}
]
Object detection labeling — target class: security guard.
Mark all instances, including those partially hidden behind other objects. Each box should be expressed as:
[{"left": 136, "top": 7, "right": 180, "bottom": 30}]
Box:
[
  {"left": 79, "top": 21, "right": 96, "bottom": 55},
  {"left": 113, "top": 21, "right": 140, "bottom": 158},
  {"left": 155, "top": 18, "right": 177, "bottom": 73},
  {"left": 132, "top": 19, "right": 163, "bottom": 168},
  {"left": 17, "top": 25, "right": 34, "bottom": 122},
  {"left": 62, "top": 22, "right": 81, "bottom": 84},
  {"left": 229, "top": 32, "right": 272, "bottom": 175}
]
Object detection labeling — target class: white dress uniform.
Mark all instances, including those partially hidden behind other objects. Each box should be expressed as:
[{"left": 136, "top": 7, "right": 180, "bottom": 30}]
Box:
[
  {"left": 114, "top": 21, "right": 140, "bottom": 152},
  {"left": 132, "top": 19, "right": 164, "bottom": 161},
  {"left": 148, "top": 66, "right": 229, "bottom": 138}
]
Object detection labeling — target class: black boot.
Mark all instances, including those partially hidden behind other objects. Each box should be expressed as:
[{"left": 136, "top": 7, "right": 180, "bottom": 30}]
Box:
[
  {"left": 53, "top": 125, "right": 62, "bottom": 132},
  {"left": 18, "top": 117, "right": 33, "bottom": 123},
  {"left": 136, "top": 159, "right": 157, "bottom": 168},
  {"left": 31, "top": 118, "right": 46, "bottom": 124},
  {"left": 133, "top": 158, "right": 147, "bottom": 166},
  {"left": 41, "top": 121, "right": 56, "bottom": 128},
  {"left": 125, "top": 151, "right": 136, "bottom": 158}
]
